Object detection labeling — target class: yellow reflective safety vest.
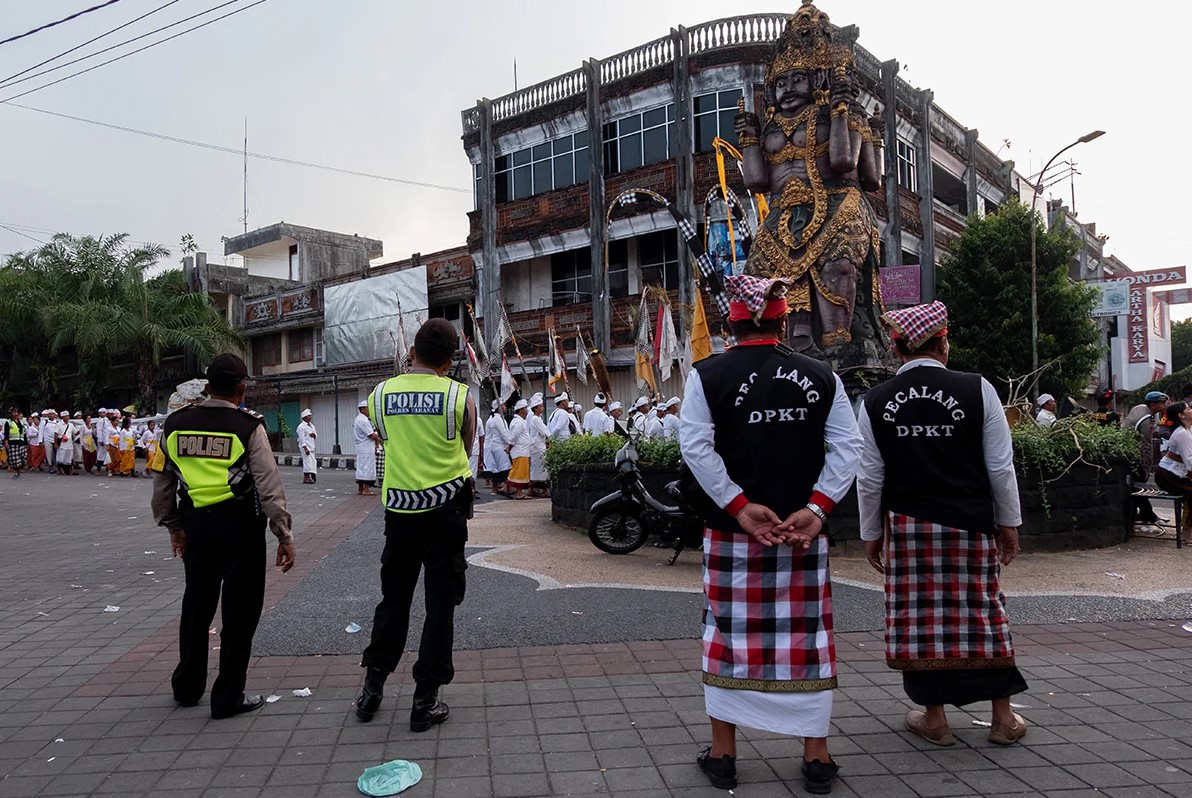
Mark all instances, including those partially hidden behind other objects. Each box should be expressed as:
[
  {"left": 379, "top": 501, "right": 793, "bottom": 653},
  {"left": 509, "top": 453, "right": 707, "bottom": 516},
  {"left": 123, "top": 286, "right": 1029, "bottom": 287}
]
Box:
[
  {"left": 162, "top": 404, "right": 264, "bottom": 510},
  {"left": 368, "top": 372, "right": 471, "bottom": 514},
  {"left": 4, "top": 419, "right": 25, "bottom": 442}
]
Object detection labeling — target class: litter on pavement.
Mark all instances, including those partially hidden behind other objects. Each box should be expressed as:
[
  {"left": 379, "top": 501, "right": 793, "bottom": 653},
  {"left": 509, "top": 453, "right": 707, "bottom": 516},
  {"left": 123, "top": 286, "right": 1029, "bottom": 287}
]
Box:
[
  {"left": 345, "top": 622, "right": 362, "bottom": 633},
  {"left": 292, "top": 687, "right": 312, "bottom": 697},
  {"left": 357, "top": 759, "right": 423, "bottom": 796},
  {"left": 103, "top": 606, "right": 120, "bottom": 613}
]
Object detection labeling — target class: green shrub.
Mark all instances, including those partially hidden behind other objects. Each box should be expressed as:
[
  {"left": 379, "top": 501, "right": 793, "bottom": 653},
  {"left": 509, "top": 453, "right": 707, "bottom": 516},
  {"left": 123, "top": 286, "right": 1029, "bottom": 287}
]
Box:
[
  {"left": 544, "top": 435, "right": 682, "bottom": 479},
  {"left": 1011, "top": 416, "right": 1138, "bottom": 472}
]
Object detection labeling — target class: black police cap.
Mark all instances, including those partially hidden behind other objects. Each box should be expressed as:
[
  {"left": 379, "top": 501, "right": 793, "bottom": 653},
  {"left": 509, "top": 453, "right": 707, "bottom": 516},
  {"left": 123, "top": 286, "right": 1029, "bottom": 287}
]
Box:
[{"left": 206, "top": 354, "right": 248, "bottom": 387}]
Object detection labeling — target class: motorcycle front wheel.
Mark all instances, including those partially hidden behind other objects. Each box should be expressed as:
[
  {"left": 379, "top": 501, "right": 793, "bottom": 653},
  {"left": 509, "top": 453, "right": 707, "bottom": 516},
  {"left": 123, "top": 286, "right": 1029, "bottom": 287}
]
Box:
[{"left": 588, "top": 509, "right": 650, "bottom": 554}]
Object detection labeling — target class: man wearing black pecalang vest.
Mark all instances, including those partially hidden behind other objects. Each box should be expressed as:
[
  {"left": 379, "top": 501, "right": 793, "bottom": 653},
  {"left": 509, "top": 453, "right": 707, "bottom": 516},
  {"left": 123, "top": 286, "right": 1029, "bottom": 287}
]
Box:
[
  {"left": 681, "top": 275, "right": 861, "bottom": 795},
  {"left": 857, "top": 301, "right": 1028, "bottom": 749}
]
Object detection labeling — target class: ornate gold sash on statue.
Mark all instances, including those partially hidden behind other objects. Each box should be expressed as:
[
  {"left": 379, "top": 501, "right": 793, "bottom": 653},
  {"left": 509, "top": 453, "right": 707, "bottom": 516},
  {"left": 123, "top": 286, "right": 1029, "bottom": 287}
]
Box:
[{"left": 750, "top": 106, "right": 880, "bottom": 316}]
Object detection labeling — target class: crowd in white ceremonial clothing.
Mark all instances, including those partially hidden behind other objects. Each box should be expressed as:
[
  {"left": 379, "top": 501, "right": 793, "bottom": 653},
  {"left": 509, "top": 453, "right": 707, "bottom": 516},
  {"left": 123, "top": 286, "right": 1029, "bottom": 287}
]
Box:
[
  {"left": 3, "top": 405, "right": 161, "bottom": 479},
  {"left": 478, "top": 390, "right": 680, "bottom": 498}
]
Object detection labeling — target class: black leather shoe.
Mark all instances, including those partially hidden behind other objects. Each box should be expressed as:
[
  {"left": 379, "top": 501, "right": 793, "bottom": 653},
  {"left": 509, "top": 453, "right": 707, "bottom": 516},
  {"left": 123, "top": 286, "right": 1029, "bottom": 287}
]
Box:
[
  {"left": 174, "top": 696, "right": 200, "bottom": 708},
  {"left": 409, "top": 689, "right": 449, "bottom": 733},
  {"left": 801, "top": 758, "right": 839, "bottom": 795},
  {"left": 211, "top": 694, "right": 264, "bottom": 720},
  {"left": 355, "top": 667, "right": 387, "bottom": 722},
  {"left": 697, "top": 747, "right": 737, "bottom": 790}
]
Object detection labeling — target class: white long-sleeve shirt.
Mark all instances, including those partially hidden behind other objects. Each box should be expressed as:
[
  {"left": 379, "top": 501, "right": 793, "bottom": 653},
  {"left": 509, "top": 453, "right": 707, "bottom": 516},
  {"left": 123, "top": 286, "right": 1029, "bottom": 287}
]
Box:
[
  {"left": 547, "top": 407, "right": 577, "bottom": 440},
  {"left": 679, "top": 367, "right": 862, "bottom": 511},
  {"left": 582, "top": 406, "right": 609, "bottom": 435},
  {"left": 528, "top": 413, "right": 550, "bottom": 456},
  {"left": 856, "top": 358, "right": 1023, "bottom": 541},
  {"left": 643, "top": 414, "right": 665, "bottom": 439},
  {"left": 508, "top": 415, "right": 531, "bottom": 459},
  {"left": 296, "top": 421, "right": 317, "bottom": 454},
  {"left": 662, "top": 413, "right": 681, "bottom": 440}
]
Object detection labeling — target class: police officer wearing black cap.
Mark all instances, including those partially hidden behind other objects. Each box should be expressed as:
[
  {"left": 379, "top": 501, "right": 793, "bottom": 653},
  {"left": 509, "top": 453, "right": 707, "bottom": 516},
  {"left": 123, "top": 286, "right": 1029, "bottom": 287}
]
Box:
[{"left": 151, "top": 353, "right": 296, "bottom": 719}]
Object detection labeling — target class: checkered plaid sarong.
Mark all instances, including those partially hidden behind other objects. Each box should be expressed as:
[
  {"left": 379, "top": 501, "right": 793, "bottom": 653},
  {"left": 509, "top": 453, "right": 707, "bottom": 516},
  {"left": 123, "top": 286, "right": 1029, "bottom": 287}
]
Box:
[
  {"left": 5, "top": 442, "right": 26, "bottom": 469},
  {"left": 702, "top": 528, "right": 836, "bottom": 692},
  {"left": 885, "top": 513, "right": 1015, "bottom": 670}
]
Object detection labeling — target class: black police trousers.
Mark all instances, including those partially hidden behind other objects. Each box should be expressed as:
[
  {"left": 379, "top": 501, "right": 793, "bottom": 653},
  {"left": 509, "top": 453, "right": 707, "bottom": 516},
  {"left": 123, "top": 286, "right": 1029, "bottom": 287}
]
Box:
[
  {"left": 361, "top": 497, "right": 468, "bottom": 690},
  {"left": 172, "top": 500, "right": 267, "bottom": 715}
]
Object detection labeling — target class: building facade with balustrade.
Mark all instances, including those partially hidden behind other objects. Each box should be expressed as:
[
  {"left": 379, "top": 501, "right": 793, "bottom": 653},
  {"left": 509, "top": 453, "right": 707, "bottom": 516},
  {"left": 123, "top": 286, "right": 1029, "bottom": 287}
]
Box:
[{"left": 460, "top": 11, "right": 1021, "bottom": 391}]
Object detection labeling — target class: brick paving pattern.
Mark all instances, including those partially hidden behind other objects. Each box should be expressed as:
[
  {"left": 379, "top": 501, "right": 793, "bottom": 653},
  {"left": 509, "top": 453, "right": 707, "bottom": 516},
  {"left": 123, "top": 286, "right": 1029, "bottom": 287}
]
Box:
[{"left": 3, "top": 471, "right": 1192, "bottom": 796}]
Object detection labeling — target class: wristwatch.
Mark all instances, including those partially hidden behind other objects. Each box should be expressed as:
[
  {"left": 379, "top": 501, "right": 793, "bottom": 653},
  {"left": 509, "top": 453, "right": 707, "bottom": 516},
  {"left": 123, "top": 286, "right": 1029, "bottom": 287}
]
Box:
[{"left": 804, "top": 503, "right": 828, "bottom": 524}]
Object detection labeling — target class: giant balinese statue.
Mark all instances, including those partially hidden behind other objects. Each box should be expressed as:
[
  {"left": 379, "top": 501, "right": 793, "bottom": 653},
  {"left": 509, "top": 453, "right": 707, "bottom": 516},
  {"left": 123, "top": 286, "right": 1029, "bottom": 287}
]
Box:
[{"left": 736, "top": 0, "right": 887, "bottom": 375}]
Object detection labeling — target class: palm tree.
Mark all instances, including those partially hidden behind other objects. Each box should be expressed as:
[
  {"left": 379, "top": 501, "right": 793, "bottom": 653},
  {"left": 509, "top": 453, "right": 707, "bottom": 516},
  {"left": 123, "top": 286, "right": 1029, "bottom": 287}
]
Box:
[{"left": 36, "top": 234, "right": 244, "bottom": 411}]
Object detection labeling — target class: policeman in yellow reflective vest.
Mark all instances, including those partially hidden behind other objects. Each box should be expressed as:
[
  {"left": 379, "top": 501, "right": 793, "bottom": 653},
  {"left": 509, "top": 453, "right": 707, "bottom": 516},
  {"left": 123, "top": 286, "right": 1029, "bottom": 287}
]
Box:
[
  {"left": 355, "top": 319, "right": 477, "bottom": 730},
  {"left": 152, "top": 354, "right": 295, "bottom": 720}
]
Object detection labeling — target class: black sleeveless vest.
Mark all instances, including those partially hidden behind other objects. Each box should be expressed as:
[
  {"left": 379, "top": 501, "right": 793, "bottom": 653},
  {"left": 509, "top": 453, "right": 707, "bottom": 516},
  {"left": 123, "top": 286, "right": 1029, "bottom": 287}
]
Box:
[
  {"left": 864, "top": 365, "right": 994, "bottom": 534},
  {"left": 694, "top": 344, "right": 836, "bottom": 535}
]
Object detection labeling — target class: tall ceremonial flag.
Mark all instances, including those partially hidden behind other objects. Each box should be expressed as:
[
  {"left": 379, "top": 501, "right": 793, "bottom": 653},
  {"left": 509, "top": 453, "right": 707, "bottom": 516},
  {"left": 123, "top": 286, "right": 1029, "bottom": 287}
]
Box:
[
  {"left": 499, "top": 355, "right": 517, "bottom": 403},
  {"left": 656, "top": 302, "right": 680, "bottom": 383},
  {"left": 547, "top": 326, "right": 566, "bottom": 391},
  {"left": 635, "top": 294, "right": 657, "bottom": 395},
  {"left": 393, "top": 295, "right": 410, "bottom": 374},
  {"left": 464, "top": 337, "right": 484, "bottom": 385},
  {"left": 679, "top": 331, "right": 694, "bottom": 379},
  {"left": 690, "top": 288, "right": 713, "bottom": 363},
  {"left": 574, "top": 327, "right": 590, "bottom": 385},
  {"left": 492, "top": 305, "right": 513, "bottom": 359},
  {"left": 466, "top": 303, "right": 490, "bottom": 378}
]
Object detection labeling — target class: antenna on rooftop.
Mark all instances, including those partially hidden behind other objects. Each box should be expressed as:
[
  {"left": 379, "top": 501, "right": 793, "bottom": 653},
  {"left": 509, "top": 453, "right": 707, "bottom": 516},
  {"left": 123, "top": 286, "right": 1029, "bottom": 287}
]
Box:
[{"left": 241, "top": 118, "right": 248, "bottom": 234}]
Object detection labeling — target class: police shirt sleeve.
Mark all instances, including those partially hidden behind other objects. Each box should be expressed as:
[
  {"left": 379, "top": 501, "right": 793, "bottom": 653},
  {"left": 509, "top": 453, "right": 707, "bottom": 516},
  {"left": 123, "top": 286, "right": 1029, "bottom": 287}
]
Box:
[
  {"left": 151, "top": 469, "right": 182, "bottom": 533},
  {"left": 461, "top": 391, "right": 477, "bottom": 455},
  {"left": 246, "top": 423, "right": 294, "bottom": 543}
]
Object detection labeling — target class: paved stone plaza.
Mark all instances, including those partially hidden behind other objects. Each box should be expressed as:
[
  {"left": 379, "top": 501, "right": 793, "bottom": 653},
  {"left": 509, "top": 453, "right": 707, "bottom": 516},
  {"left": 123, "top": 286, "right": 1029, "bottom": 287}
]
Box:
[{"left": 3, "top": 469, "right": 1192, "bottom": 797}]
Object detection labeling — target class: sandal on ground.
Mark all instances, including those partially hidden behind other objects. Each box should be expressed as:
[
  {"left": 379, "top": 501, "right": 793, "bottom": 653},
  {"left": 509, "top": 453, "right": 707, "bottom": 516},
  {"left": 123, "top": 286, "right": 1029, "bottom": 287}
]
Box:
[
  {"left": 905, "top": 709, "right": 955, "bottom": 746},
  {"left": 802, "top": 758, "right": 839, "bottom": 795},
  {"left": 988, "top": 712, "right": 1028, "bottom": 746},
  {"left": 696, "top": 747, "right": 737, "bottom": 790}
]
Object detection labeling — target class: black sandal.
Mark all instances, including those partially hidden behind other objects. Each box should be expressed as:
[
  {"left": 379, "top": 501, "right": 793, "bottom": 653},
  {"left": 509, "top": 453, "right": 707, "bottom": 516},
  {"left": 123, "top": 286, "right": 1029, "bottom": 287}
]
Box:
[{"left": 696, "top": 747, "right": 737, "bottom": 790}]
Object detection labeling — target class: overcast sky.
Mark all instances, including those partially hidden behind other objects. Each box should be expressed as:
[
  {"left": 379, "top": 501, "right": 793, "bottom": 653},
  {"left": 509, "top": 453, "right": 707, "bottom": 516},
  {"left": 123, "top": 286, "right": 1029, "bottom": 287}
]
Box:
[{"left": 1, "top": 1, "right": 1187, "bottom": 297}]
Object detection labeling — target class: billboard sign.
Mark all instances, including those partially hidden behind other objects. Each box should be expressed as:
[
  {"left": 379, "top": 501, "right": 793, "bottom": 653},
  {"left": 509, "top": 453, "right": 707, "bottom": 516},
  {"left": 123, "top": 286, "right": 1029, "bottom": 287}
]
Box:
[{"left": 879, "top": 265, "right": 921, "bottom": 307}]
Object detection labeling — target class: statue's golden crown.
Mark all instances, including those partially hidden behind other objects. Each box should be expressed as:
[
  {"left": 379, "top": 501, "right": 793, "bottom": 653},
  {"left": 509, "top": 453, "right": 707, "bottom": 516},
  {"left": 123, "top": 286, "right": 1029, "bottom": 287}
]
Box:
[{"left": 766, "top": 0, "right": 854, "bottom": 83}]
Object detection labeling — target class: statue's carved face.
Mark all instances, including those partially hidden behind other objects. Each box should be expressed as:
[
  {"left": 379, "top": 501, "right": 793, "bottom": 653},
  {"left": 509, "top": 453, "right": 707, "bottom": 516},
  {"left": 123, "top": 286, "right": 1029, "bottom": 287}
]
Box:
[{"left": 773, "top": 69, "right": 813, "bottom": 113}]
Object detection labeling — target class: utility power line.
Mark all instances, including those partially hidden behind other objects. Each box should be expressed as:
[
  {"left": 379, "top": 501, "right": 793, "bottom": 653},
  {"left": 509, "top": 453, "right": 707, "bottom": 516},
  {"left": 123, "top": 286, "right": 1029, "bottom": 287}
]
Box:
[
  {"left": 0, "top": 0, "right": 185, "bottom": 88},
  {"left": 0, "top": 0, "right": 271, "bottom": 104},
  {"left": 0, "top": 224, "right": 47, "bottom": 244},
  {"left": 0, "top": 0, "right": 126, "bottom": 48},
  {"left": 1, "top": 0, "right": 247, "bottom": 91},
  {"left": 4, "top": 103, "right": 473, "bottom": 194}
]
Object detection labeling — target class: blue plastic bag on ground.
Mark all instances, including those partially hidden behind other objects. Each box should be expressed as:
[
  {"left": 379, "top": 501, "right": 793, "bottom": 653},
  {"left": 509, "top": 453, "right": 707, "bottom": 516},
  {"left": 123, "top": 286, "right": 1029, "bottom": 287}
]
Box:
[{"left": 357, "top": 759, "right": 423, "bottom": 796}]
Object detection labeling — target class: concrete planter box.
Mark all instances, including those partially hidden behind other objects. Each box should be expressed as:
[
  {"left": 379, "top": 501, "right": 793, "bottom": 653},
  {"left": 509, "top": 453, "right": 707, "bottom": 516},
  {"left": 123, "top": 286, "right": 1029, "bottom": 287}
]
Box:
[
  {"left": 550, "top": 463, "right": 681, "bottom": 530},
  {"left": 551, "top": 460, "right": 1131, "bottom": 552}
]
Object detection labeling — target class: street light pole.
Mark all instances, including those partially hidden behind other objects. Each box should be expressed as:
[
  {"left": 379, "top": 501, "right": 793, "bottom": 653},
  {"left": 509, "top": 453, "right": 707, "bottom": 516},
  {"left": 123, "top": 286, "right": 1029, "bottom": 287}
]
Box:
[{"left": 1030, "top": 130, "right": 1105, "bottom": 396}]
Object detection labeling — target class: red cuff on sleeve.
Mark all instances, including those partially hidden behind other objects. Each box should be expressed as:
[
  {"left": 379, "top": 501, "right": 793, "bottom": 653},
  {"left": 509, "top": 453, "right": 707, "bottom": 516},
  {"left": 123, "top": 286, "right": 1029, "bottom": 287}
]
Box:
[
  {"left": 726, "top": 494, "right": 749, "bottom": 517},
  {"left": 808, "top": 491, "right": 836, "bottom": 514}
]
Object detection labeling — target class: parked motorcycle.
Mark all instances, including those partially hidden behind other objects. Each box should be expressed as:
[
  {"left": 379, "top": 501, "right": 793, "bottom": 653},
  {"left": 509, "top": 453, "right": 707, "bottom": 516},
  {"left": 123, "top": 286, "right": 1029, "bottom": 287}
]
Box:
[{"left": 587, "top": 432, "right": 704, "bottom": 565}]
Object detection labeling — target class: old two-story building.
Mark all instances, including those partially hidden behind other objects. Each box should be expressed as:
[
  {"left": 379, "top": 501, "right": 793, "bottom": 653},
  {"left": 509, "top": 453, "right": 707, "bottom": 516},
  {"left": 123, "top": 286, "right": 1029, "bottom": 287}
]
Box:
[
  {"left": 459, "top": 11, "right": 1022, "bottom": 401},
  {"left": 188, "top": 223, "right": 477, "bottom": 453}
]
